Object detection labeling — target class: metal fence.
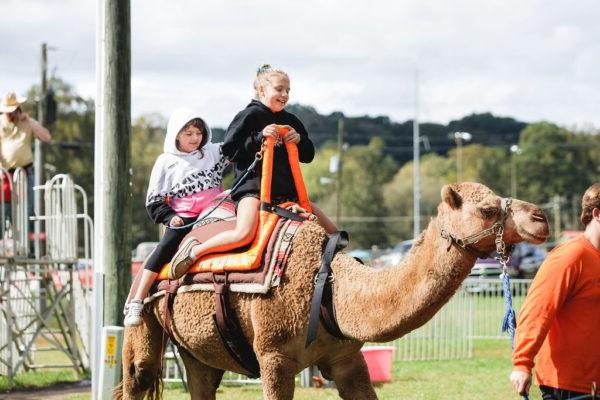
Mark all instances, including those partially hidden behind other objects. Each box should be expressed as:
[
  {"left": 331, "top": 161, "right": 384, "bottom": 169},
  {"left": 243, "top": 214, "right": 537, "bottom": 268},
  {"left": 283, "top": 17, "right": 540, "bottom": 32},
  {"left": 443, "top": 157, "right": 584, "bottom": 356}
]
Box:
[
  {"left": 392, "top": 278, "right": 532, "bottom": 361},
  {"left": 0, "top": 173, "right": 93, "bottom": 383},
  {"left": 464, "top": 278, "right": 532, "bottom": 339}
]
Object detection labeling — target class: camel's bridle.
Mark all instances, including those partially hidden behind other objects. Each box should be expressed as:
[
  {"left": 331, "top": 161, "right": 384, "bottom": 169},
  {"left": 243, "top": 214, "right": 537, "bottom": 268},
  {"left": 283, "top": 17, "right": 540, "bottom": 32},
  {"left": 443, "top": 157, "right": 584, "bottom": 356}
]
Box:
[{"left": 440, "top": 197, "right": 513, "bottom": 261}]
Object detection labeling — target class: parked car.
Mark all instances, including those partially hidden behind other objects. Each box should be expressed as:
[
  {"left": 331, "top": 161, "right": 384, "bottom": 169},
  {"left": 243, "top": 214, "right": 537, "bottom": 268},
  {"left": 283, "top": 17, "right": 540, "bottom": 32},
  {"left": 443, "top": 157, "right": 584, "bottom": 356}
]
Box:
[
  {"left": 131, "top": 241, "right": 159, "bottom": 275},
  {"left": 466, "top": 256, "right": 517, "bottom": 294},
  {"left": 510, "top": 242, "right": 547, "bottom": 278},
  {"left": 393, "top": 239, "right": 414, "bottom": 255},
  {"left": 346, "top": 249, "right": 373, "bottom": 265},
  {"left": 372, "top": 239, "right": 414, "bottom": 268}
]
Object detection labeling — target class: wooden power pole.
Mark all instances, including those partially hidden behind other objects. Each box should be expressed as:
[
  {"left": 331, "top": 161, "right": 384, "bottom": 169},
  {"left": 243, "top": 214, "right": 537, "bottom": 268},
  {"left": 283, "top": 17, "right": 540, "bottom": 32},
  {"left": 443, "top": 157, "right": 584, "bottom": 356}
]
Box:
[
  {"left": 102, "top": 0, "right": 132, "bottom": 326},
  {"left": 336, "top": 118, "right": 344, "bottom": 225},
  {"left": 34, "top": 43, "right": 47, "bottom": 257}
]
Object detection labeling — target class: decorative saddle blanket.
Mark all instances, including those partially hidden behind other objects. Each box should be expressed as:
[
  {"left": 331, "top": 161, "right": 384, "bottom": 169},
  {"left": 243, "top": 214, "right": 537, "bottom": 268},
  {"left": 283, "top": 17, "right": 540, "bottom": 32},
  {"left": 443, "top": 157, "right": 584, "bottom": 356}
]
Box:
[
  {"left": 154, "top": 193, "right": 306, "bottom": 280},
  {"left": 146, "top": 202, "right": 308, "bottom": 304}
]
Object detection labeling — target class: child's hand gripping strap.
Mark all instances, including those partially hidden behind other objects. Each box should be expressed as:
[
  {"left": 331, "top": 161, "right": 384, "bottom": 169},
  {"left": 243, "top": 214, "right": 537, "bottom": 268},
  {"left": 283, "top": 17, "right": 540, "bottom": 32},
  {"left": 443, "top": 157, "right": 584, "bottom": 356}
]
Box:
[{"left": 259, "top": 126, "right": 312, "bottom": 213}]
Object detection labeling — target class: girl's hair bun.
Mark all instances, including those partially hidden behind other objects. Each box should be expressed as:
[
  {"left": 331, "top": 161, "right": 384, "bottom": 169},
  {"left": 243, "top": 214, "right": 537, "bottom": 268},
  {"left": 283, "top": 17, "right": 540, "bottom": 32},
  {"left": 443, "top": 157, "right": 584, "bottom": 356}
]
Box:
[{"left": 257, "top": 64, "right": 272, "bottom": 75}]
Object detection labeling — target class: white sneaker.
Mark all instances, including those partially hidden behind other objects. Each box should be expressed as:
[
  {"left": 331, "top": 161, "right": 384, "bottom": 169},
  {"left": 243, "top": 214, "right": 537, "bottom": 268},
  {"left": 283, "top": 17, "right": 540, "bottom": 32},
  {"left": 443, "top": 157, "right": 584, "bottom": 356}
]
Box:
[{"left": 124, "top": 301, "right": 144, "bottom": 327}]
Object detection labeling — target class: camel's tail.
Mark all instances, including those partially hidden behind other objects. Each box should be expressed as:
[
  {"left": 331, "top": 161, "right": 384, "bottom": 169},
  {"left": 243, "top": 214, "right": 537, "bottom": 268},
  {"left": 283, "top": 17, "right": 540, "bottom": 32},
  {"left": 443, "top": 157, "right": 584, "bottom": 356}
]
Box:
[{"left": 114, "top": 308, "right": 167, "bottom": 400}]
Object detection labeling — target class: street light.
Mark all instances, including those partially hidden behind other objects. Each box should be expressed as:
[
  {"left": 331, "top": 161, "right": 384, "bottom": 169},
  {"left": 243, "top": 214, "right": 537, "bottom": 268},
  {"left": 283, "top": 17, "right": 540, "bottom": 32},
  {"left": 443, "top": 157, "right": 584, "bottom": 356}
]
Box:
[
  {"left": 451, "top": 131, "right": 472, "bottom": 182},
  {"left": 510, "top": 145, "right": 522, "bottom": 198}
]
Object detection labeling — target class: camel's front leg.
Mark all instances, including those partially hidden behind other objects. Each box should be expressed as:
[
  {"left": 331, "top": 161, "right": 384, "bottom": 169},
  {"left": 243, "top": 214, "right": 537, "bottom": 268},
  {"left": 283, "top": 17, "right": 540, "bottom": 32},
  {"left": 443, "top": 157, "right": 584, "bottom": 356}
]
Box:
[
  {"left": 177, "top": 348, "right": 224, "bottom": 400},
  {"left": 117, "top": 318, "right": 166, "bottom": 400},
  {"left": 319, "top": 350, "right": 377, "bottom": 400},
  {"left": 258, "top": 352, "right": 298, "bottom": 400}
]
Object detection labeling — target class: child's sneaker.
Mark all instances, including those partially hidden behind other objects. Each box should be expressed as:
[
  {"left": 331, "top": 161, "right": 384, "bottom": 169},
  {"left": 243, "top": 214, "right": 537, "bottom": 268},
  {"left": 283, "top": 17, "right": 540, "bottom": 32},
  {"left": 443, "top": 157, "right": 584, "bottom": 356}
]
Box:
[
  {"left": 124, "top": 300, "right": 144, "bottom": 327},
  {"left": 169, "top": 237, "right": 200, "bottom": 280}
]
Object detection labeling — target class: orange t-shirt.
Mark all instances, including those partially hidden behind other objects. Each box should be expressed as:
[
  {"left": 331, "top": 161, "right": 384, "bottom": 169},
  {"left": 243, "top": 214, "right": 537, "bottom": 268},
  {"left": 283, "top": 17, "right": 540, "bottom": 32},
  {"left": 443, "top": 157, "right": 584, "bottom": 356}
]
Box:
[{"left": 512, "top": 235, "right": 600, "bottom": 393}]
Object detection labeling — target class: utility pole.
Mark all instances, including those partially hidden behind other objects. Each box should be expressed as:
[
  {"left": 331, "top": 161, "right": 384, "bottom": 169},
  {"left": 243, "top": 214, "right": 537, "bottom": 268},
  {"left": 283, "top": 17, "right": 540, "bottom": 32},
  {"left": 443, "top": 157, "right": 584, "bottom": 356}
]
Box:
[
  {"left": 101, "top": 0, "right": 131, "bottom": 327},
  {"left": 336, "top": 118, "right": 344, "bottom": 225},
  {"left": 553, "top": 195, "right": 561, "bottom": 242},
  {"left": 510, "top": 145, "right": 521, "bottom": 198},
  {"left": 93, "top": 2, "right": 131, "bottom": 397},
  {"left": 34, "top": 43, "right": 47, "bottom": 257},
  {"left": 413, "top": 70, "right": 420, "bottom": 238},
  {"left": 452, "top": 131, "right": 472, "bottom": 183},
  {"left": 571, "top": 194, "right": 579, "bottom": 229}
]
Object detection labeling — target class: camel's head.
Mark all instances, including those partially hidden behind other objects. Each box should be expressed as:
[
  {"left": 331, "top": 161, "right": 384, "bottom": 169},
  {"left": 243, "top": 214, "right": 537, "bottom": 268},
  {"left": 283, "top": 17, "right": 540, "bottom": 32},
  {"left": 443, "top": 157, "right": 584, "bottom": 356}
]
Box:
[{"left": 437, "top": 182, "right": 550, "bottom": 256}]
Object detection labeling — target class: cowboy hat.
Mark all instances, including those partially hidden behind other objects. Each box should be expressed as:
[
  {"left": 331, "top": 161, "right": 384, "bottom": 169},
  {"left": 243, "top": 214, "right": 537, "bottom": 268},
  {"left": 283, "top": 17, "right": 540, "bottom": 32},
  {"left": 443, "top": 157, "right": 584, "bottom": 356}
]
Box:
[{"left": 0, "top": 92, "right": 27, "bottom": 113}]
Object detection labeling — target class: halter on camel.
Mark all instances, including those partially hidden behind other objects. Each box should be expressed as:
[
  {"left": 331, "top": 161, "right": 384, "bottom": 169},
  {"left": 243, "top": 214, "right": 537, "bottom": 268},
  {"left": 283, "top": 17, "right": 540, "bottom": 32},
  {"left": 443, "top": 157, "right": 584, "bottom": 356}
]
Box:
[
  {"left": 440, "top": 197, "right": 513, "bottom": 261},
  {"left": 441, "top": 197, "right": 530, "bottom": 399}
]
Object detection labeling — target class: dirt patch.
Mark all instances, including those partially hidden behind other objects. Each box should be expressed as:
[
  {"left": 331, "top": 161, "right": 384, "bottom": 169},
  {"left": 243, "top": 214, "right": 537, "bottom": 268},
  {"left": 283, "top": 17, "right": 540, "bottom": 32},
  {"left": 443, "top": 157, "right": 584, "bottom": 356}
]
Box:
[{"left": 0, "top": 381, "right": 90, "bottom": 400}]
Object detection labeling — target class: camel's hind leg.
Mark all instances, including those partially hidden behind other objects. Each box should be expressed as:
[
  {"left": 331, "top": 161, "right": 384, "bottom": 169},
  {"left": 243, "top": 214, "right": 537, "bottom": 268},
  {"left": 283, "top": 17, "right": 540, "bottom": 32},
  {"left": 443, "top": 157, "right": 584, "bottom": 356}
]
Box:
[
  {"left": 177, "top": 348, "right": 224, "bottom": 400},
  {"left": 116, "top": 308, "right": 167, "bottom": 400},
  {"left": 259, "top": 352, "right": 298, "bottom": 400},
  {"left": 319, "top": 350, "right": 378, "bottom": 400}
]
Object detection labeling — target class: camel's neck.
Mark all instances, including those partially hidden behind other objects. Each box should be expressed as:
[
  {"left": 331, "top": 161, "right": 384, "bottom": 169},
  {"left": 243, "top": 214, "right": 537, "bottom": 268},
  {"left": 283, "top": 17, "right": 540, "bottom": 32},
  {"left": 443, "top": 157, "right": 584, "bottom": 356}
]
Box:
[{"left": 333, "top": 218, "right": 477, "bottom": 342}]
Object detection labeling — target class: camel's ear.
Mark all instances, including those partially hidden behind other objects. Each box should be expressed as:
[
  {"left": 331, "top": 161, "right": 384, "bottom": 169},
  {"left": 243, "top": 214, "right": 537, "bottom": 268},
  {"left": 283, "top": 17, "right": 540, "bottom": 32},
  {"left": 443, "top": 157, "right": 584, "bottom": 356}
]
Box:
[{"left": 441, "top": 184, "right": 462, "bottom": 209}]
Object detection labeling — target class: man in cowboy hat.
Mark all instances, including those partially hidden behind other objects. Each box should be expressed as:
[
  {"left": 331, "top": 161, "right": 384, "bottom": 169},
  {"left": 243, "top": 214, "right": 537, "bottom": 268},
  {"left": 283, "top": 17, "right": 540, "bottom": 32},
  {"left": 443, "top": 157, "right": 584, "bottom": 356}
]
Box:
[{"left": 0, "top": 91, "right": 52, "bottom": 232}]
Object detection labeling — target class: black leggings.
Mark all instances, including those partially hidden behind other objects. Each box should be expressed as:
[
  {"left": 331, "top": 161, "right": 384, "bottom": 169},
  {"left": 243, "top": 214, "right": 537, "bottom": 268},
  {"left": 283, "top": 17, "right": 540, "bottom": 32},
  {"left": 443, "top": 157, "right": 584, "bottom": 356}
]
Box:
[
  {"left": 540, "top": 385, "right": 593, "bottom": 400},
  {"left": 144, "top": 217, "right": 196, "bottom": 273}
]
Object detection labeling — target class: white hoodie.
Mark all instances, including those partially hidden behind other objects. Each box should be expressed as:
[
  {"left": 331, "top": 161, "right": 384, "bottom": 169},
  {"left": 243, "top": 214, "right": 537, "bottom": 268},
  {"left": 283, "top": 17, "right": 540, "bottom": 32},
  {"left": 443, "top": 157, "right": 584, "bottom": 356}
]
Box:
[{"left": 145, "top": 108, "right": 228, "bottom": 224}]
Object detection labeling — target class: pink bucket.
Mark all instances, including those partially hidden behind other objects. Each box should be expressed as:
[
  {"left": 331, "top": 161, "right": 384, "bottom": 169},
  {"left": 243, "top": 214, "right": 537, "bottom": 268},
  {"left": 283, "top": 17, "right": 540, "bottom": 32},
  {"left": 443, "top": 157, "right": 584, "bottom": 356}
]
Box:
[{"left": 361, "top": 346, "right": 394, "bottom": 383}]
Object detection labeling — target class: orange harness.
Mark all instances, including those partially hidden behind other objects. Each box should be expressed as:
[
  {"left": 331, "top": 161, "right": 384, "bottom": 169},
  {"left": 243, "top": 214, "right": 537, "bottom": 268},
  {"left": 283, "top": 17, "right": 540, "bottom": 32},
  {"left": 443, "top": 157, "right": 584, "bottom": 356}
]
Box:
[{"left": 157, "top": 127, "right": 311, "bottom": 279}]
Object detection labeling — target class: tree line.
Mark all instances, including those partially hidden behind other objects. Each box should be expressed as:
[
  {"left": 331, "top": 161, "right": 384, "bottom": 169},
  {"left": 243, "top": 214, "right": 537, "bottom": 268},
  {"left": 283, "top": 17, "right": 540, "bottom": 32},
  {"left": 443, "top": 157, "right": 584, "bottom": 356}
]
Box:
[{"left": 23, "top": 78, "right": 600, "bottom": 249}]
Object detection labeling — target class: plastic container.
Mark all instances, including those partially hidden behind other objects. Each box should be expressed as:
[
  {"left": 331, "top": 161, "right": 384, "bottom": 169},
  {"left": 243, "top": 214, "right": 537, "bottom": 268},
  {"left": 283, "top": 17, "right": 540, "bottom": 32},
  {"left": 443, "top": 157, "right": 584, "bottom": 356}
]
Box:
[{"left": 361, "top": 346, "right": 394, "bottom": 382}]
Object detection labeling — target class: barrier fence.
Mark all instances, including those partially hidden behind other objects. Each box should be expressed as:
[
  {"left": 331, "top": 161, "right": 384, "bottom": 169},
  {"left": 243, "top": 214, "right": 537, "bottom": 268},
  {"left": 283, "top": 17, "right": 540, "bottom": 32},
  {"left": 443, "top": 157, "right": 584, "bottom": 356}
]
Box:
[{"left": 0, "top": 172, "right": 93, "bottom": 384}]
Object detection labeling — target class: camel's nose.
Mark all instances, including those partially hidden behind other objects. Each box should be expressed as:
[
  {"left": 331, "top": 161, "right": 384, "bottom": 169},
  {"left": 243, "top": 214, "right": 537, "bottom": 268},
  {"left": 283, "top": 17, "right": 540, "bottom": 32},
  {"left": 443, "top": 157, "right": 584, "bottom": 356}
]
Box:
[{"left": 531, "top": 209, "right": 547, "bottom": 223}]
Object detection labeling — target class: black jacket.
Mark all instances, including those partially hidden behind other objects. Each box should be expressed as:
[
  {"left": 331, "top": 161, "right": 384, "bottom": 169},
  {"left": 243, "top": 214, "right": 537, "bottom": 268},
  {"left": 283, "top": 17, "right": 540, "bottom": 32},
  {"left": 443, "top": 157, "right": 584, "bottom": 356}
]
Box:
[{"left": 222, "top": 100, "right": 315, "bottom": 201}]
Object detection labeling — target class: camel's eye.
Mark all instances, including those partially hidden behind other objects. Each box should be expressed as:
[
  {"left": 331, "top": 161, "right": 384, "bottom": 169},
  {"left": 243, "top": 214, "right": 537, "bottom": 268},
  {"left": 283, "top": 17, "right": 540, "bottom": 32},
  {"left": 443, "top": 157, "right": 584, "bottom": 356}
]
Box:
[{"left": 480, "top": 207, "right": 499, "bottom": 219}]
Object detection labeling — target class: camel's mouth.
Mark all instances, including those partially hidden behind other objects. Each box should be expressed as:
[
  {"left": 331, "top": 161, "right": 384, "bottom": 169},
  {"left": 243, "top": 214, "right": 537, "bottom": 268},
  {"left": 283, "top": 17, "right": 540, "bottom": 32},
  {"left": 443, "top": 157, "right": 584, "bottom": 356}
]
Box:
[{"left": 519, "top": 228, "right": 549, "bottom": 244}]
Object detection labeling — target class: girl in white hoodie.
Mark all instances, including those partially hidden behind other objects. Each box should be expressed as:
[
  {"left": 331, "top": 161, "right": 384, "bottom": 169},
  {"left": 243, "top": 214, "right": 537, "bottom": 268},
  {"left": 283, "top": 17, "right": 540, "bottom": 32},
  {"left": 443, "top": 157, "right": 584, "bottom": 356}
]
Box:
[{"left": 124, "top": 108, "right": 227, "bottom": 326}]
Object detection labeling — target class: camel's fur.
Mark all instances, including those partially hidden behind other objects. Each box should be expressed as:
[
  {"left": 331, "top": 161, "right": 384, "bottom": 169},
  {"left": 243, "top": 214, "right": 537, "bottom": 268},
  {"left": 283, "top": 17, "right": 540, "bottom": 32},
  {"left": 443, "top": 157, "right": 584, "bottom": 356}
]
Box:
[{"left": 118, "top": 183, "right": 549, "bottom": 399}]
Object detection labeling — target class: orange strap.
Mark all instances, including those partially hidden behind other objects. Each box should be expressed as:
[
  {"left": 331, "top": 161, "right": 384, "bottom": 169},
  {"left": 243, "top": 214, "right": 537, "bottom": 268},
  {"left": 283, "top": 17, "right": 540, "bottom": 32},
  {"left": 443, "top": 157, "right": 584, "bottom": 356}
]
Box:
[{"left": 260, "top": 126, "right": 312, "bottom": 212}]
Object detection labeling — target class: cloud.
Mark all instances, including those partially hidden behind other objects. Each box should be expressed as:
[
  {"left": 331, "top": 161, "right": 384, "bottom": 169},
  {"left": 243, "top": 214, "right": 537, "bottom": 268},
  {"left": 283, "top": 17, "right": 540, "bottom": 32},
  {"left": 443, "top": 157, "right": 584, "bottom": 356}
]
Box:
[{"left": 1, "top": 0, "right": 598, "bottom": 128}]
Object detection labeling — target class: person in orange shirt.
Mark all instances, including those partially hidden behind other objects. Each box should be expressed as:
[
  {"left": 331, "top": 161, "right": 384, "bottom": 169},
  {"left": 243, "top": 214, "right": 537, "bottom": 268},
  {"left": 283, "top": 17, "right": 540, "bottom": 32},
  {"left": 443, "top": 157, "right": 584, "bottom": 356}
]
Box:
[{"left": 510, "top": 183, "right": 600, "bottom": 399}]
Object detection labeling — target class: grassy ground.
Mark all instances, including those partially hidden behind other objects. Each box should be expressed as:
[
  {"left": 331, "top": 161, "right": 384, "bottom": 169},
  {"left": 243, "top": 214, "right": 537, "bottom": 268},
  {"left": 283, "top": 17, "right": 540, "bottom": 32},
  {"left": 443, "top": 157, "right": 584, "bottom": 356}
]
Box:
[
  {"left": 0, "top": 370, "right": 82, "bottom": 391},
  {"left": 0, "top": 346, "right": 87, "bottom": 392},
  {"left": 59, "top": 340, "right": 540, "bottom": 399}
]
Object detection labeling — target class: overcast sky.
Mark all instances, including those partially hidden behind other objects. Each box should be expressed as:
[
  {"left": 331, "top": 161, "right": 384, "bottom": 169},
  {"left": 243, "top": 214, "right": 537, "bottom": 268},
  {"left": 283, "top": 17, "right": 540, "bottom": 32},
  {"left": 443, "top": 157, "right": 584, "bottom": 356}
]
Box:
[{"left": 1, "top": 0, "right": 599, "bottom": 130}]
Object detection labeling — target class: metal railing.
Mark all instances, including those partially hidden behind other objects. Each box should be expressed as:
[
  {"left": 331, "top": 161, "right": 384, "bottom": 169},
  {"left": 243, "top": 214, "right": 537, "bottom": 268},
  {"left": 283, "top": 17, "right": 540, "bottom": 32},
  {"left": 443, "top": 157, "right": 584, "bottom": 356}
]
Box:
[{"left": 0, "top": 173, "right": 93, "bottom": 384}]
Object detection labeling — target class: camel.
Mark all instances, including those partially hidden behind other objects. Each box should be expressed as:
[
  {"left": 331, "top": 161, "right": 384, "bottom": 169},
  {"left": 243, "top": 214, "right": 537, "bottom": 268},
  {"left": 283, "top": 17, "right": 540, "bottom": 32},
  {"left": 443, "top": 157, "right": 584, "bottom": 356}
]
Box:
[{"left": 115, "top": 182, "right": 549, "bottom": 400}]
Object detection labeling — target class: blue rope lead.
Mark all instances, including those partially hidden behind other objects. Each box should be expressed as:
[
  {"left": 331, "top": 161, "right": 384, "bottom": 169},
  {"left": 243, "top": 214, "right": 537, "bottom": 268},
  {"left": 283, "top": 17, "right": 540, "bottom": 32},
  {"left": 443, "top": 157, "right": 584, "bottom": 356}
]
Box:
[
  {"left": 500, "top": 269, "right": 517, "bottom": 349},
  {"left": 500, "top": 269, "right": 529, "bottom": 400}
]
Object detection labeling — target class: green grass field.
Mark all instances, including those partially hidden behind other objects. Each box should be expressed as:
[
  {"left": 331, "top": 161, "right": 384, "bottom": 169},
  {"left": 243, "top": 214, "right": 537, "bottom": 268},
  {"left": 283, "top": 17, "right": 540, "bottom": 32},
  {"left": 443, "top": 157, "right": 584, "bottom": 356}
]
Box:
[{"left": 47, "top": 339, "right": 541, "bottom": 400}]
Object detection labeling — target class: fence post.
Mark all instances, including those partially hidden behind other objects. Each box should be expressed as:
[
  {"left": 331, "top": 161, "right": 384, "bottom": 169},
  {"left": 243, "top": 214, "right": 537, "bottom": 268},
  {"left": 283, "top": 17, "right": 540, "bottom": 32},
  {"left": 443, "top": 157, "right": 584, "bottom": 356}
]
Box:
[{"left": 97, "top": 326, "right": 123, "bottom": 400}]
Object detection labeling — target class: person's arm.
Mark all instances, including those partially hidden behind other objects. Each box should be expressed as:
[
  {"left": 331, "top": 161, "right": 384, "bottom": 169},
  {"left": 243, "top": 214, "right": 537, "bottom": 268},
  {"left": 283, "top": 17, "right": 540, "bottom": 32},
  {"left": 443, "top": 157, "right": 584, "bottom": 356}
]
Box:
[
  {"left": 21, "top": 113, "right": 51, "bottom": 142},
  {"left": 145, "top": 157, "right": 177, "bottom": 225},
  {"left": 222, "top": 112, "right": 261, "bottom": 163},
  {"left": 215, "top": 144, "right": 230, "bottom": 177},
  {"left": 146, "top": 200, "right": 177, "bottom": 225},
  {"left": 289, "top": 116, "right": 314, "bottom": 163},
  {"left": 512, "top": 249, "right": 578, "bottom": 373}
]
